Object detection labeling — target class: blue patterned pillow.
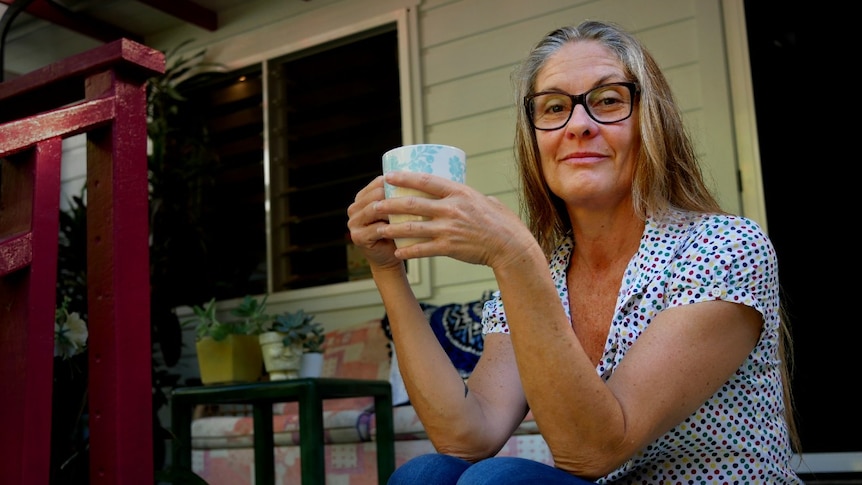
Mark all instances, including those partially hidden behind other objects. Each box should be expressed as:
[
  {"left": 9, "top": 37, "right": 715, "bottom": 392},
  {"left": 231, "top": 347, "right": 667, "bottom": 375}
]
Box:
[{"left": 381, "top": 291, "right": 492, "bottom": 404}]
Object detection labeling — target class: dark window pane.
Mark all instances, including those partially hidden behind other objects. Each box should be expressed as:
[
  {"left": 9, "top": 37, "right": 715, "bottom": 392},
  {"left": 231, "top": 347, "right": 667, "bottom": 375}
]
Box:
[{"left": 268, "top": 25, "right": 401, "bottom": 291}]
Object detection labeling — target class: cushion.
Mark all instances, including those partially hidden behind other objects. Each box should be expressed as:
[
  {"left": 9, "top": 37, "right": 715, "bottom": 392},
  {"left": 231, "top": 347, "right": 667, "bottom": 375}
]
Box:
[
  {"left": 272, "top": 319, "right": 390, "bottom": 415},
  {"left": 191, "top": 408, "right": 372, "bottom": 449},
  {"left": 381, "top": 291, "right": 493, "bottom": 404}
]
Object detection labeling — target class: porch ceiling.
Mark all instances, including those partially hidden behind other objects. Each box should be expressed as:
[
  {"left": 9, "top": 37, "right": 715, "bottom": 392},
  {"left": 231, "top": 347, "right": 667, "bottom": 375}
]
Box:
[{"left": 0, "top": 0, "right": 251, "bottom": 43}]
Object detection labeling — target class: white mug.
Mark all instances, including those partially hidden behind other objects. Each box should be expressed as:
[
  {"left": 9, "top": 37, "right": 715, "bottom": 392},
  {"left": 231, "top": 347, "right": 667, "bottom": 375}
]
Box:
[{"left": 382, "top": 144, "right": 466, "bottom": 248}]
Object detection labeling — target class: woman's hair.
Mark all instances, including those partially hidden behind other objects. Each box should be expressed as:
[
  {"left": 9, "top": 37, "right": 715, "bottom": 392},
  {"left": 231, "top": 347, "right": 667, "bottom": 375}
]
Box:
[
  {"left": 513, "top": 19, "right": 722, "bottom": 254},
  {"left": 511, "top": 19, "right": 800, "bottom": 453}
]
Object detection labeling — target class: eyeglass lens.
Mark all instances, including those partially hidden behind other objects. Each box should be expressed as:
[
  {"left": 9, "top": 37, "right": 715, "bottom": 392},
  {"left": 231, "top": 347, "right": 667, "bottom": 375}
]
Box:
[{"left": 529, "top": 83, "right": 634, "bottom": 129}]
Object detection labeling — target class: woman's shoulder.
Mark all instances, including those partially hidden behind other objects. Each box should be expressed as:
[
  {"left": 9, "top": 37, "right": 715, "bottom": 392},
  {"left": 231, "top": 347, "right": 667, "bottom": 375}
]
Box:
[
  {"left": 640, "top": 209, "right": 779, "bottom": 303},
  {"left": 650, "top": 208, "right": 768, "bottom": 242},
  {"left": 642, "top": 208, "right": 776, "bottom": 267}
]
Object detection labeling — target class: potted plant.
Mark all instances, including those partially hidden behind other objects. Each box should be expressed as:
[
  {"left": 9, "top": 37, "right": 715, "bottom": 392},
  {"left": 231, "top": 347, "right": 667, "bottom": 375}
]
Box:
[
  {"left": 259, "top": 309, "right": 324, "bottom": 380},
  {"left": 230, "top": 294, "right": 272, "bottom": 335},
  {"left": 184, "top": 297, "right": 264, "bottom": 385},
  {"left": 299, "top": 319, "right": 326, "bottom": 378}
]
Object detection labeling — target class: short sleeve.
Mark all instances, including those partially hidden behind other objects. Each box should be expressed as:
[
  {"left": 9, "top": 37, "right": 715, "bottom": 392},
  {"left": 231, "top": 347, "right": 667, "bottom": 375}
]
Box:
[{"left": 665, "top": 215, "right": 778, "bottom": 317}]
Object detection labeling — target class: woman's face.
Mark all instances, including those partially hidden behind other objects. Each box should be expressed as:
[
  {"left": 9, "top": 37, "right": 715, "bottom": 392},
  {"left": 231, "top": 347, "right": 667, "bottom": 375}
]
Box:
[{"left": 533, "top": 40, "right": 640, "bottom": 214}]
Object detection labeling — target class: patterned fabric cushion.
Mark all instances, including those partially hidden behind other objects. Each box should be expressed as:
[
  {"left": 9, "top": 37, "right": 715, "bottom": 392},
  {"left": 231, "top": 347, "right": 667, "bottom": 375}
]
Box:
[
  {"left": 192, "top": 409, "right": 372, "bottom": 449},
  {"left": 271, "top": 319, "right": 390, "bottom": 415},
  {"left": 192, "top": 429, "right": 552, "bottom": 485},
  {"left": 189, "top": 314, "right": 548, "bottom": 485}
]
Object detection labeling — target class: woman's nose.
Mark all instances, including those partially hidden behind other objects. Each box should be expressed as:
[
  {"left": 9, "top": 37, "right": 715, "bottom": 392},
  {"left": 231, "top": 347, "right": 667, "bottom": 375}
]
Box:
[{"left": 565, "top": 104, "right": 596, "bottom": 137}]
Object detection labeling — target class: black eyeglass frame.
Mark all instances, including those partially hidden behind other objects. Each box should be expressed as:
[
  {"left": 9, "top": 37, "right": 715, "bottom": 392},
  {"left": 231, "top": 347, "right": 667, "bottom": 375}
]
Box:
[{"left": 524, "top": 81, "right": 639, "bottom": 131}]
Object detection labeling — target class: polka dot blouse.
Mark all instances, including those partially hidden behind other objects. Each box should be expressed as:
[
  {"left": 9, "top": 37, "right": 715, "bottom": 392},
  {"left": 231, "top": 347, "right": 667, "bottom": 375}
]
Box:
[{"left": 482, "top": 209, "right": 801, "bottom": 484}]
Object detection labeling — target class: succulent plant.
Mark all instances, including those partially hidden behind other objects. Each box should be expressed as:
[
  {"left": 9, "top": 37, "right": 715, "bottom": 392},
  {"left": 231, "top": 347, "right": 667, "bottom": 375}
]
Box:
[{"left": 271, "top": 309, "right": 325, "bottom": 352}]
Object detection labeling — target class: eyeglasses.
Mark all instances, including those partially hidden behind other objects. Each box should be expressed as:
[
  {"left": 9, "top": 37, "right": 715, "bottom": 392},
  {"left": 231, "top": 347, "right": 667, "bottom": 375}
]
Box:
[{"left": 524, "top": 82, "right": 638, "bottom": 130}]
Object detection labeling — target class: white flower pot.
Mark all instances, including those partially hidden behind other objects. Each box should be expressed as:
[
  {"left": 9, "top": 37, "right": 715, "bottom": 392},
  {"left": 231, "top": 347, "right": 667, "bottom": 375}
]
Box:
[{"left": 299, "top": 352, "right": 324, "bottom": 378}]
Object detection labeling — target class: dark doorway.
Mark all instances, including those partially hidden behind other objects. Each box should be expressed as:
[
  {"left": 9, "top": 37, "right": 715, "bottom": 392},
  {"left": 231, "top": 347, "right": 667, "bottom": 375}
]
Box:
[{"left": 744, "top": 1, "right": 859, "bottom": 455}]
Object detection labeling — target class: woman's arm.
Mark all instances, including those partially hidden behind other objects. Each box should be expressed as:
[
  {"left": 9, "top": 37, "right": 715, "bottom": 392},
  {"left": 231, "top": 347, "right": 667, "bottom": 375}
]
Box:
[
  {"left": 506, "top": 293, "right": 761, "bottom": 477},
  {"left": 347, "top": 174, "right": 532, "bottom": 459}
]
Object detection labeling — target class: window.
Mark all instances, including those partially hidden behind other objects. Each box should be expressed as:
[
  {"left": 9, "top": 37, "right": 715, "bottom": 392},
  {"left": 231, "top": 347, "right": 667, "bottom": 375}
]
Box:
[
  {"left": 154, "top": 64, "right": 267, "bottom": 304},
  {"left": 171, "top": 11, "right": 429, "bottom": 309},
  {"left": 267, "top": 26, "right": 400, "bottom": 292}
]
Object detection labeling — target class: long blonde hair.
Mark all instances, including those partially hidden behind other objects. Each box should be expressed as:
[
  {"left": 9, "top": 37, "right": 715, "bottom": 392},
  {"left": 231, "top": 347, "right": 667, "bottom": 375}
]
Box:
[{"left": 511, "top": 19, "right": 800, "bottom": 452}]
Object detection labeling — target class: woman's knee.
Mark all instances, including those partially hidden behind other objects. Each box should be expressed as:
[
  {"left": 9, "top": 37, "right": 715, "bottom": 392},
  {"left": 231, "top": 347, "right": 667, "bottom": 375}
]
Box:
[
  {"left": 388, "top": 453, "right": 472, "bottom": 485},
  {"left": 458, "top": 457, "right": 597, "bottom": 485}
]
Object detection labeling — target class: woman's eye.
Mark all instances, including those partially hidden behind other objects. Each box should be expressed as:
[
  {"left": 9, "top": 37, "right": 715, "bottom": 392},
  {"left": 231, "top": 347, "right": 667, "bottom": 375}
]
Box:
[
  {"left": 540, "top": 97, "right": 568, "bottom": 114},
  {"left": 547, "top": 103, "right": 565, "bottom": 113},
  {"left": 594, "top": 95, "right": 621, "bottom": 106}
]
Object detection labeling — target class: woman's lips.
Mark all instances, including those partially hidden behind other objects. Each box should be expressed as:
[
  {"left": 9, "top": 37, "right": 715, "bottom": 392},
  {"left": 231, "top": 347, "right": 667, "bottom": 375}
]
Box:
[{"left": 562, "top": 152, "right": 606, "bottom": 163}]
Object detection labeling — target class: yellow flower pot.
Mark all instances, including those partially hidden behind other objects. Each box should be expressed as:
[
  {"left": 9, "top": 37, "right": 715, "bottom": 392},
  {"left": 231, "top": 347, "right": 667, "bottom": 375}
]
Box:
[{"left": 196, "top": 334, "right": 263, "bottom": 385}]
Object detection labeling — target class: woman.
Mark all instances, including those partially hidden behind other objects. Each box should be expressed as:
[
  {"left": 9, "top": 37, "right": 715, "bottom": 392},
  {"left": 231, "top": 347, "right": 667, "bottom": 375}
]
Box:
[{"left": 347, "top": 20, "right": 801, "bottom": 484}]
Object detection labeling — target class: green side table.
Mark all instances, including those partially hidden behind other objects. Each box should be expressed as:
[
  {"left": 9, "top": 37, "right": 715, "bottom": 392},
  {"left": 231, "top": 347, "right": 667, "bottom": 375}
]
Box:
[{"left": 171, "top": 378, "right": 395, "bottom": 485}]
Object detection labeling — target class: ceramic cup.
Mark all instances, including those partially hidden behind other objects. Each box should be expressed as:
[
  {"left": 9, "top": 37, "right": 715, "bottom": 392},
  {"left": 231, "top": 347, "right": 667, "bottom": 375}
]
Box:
[{"left": 382, "top": 144, "right": 466, "bottom": 248}]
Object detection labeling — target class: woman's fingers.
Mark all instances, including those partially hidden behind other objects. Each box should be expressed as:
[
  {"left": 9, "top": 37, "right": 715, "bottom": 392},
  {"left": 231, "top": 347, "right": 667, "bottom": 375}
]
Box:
[
  {"left": 376, "top": 174, "right": 513, "bottom": 264},
  {"left": 382, "top": 170, "right": 459, "bottom": 199},
  {"left": 347, "top": 177, "right": 403, "bottom": 266},
  {"left": 352, "top": 172, "right": 535, "bottom": 268}
]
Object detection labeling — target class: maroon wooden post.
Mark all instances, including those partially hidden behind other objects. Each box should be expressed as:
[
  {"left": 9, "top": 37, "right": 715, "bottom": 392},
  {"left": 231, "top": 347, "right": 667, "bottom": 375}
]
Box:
[
  {"left": 0, "top": 138, "right": 63, "bottom": 485},
  {"left": 0, "top": 39, "right": 165, "bottom": 484},
  {"left": 84, "top": 66, "right": 156, "bottom": 484}
]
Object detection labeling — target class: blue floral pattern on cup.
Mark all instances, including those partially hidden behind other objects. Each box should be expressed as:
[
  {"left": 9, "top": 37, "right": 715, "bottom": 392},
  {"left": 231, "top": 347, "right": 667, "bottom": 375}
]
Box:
[{"left": 382, "top": 144, "right": 466, "bottom": 198}]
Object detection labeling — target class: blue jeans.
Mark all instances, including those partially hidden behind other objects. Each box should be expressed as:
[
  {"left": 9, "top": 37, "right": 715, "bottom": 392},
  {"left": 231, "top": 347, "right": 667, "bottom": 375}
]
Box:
[{"left": 387, "top": 454, "right": 599, "bottom": 485}]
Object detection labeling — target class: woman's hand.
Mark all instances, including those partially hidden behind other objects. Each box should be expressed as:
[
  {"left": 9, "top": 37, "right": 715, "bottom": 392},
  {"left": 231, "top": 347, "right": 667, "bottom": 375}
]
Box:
[
  {"left": 347, "top": 175, "right": 404, "bottom": 272},
  {"left": 368, "top": 170, "right": 535, "bottom": 270}
]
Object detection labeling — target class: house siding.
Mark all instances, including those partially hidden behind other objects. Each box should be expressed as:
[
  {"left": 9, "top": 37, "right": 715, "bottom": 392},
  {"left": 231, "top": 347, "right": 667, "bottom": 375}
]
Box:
[{"left": 55, "top": 0, "right": 740, "bottom": 325}]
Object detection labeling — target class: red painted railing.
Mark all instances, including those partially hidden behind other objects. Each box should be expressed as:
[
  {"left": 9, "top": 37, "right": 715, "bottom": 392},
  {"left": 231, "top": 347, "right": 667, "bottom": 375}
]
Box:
[{"left": 0, "top": 39, "right": 164, "bottom": 484}]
